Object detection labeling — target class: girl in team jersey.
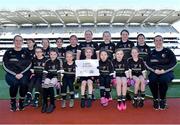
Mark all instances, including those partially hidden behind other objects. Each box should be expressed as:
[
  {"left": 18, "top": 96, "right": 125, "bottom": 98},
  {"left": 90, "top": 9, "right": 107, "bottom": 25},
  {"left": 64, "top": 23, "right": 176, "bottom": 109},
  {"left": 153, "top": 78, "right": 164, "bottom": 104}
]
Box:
[
  {"left": 127, "top": 47, "right": 147, "bottom": 108},
  {"left": 80, "top": 47, "right": 95, "bottom": 108},
  {"left": 136, "top": 34, "right": 151, "bottom": 62},
  {"left": 24, "top": 47, "right": 46, "bottom": 108},
  {"left": 99, "top": 50, "right": 114, "bottom": 107},
  {"left": 41, "top": 48, "right": 63, "bottom": 113},
  {"left": 61, "top": 51, "right": 76, "bottom": 108},
  {"left": 98, "top": 31, "right": 115, "bottom": 60},
  {"left": 113, "top": 49, "right": 129, "bottom": 111}
]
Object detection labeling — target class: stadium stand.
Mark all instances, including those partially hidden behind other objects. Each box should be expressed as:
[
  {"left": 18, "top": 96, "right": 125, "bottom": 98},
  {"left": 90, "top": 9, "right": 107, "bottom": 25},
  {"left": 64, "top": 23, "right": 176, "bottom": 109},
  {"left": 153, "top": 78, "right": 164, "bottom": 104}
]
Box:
[{"left": 0, "top": 9, "right": 180, "bottom": 62}]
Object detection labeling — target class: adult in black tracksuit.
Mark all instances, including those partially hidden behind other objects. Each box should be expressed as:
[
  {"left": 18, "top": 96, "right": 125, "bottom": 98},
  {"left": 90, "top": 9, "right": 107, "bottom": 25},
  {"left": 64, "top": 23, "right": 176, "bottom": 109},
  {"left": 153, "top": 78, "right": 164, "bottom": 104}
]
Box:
[
  {"left": 61, "top": 51, "right": 76, "bottom": 108},
  {"left": 145, "top": 35, "right": 177, "bottom": 110},
  {"left": 3, "top": 35, "right": 32, "bottom": 112},
  {"left": 99, "top": 50, "right": 114, "bottom": 107},
  {"left": 24, "top": 47, "right": 47, "bottom": 107},
  {"left": 41, "top": 49, "right": 63, "bottom": 113}
]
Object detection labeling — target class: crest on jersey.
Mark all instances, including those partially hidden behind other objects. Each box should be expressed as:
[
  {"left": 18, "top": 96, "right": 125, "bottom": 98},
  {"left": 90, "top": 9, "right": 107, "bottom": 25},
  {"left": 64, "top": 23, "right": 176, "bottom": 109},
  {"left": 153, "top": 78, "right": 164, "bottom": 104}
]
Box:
[
  {"left": 58, "top": 52, "right": 62, "bottom": 56},
  {"left": 68, "top": 68, "right": 71, "bottom": 72},
  {"left": 162, "top": 54, "right": 166, "bottom": 58},
  {"left": 118, "top": 64, "right": 122, "bottom": 68},
  {"left": 21, "top": 54, "right": 25, "bottom": 58},
  {"left": 123, "top": 44, "right": 126, "bottom": 48},
  {"left": 134, "top": 64, "right": 138, "bottom": 68},
  {"left": 52, "top": 65, "right": 56, "bottom": 69},
  {"left": 38, "top": 62, "right": 41, "bottom": 66},
  {"left": 102, "top": 66, "right": 106, "bottom": 70}
]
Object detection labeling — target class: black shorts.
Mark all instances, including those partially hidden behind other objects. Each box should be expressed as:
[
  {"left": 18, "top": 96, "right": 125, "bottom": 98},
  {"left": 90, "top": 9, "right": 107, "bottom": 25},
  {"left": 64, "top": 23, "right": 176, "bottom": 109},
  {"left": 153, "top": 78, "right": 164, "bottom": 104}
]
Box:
[
  {"left": 116, "top": 73, "right": 126, "bottom": 77},
  {"left": 132, "top": 73, "right": 143, "bottom": 77},
  {"left": 79, "top": 76, "right": 94, "bottom": 83}
]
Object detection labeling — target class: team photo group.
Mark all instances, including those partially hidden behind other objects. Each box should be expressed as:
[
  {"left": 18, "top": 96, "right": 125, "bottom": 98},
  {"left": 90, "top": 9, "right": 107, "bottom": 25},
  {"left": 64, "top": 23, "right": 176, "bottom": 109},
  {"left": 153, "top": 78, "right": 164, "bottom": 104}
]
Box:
[{"left": 2, "top": 29, "right": 177, "bottom": 113}]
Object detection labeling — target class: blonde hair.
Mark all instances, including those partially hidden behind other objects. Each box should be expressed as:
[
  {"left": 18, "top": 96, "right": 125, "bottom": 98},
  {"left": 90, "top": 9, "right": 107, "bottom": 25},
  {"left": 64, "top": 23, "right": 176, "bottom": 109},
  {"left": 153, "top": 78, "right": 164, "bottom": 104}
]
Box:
[
  {"left": 131, "top": 46, "right": 140, "bottom": 53},
  {"left": 85, "top": 47, "right": 94, "bottom": 54},
  {"left": 115, "top": 48, "right": 124, "bottom": 54},
  {"left": 65, "top": 51, "right": 75, "bottom": 58}
]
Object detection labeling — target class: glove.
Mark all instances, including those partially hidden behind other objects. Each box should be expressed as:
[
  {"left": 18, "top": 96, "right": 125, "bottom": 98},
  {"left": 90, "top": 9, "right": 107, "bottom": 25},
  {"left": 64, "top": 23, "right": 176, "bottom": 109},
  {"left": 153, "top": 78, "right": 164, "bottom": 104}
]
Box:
[
  {"left": 54, "top": 82, "right": 61, "bottom": 89},
  {"left": 111, "top": 78, "right": 117, "bottom": 87},
  {"left": 127, "top": 78, "right": 135, "bottom": 87},
  {"left": 30, "top": 74, "right": 35, "bottom": 79},
  {"left": 144, "top": 79, "right": 148, "bottom": 85}
]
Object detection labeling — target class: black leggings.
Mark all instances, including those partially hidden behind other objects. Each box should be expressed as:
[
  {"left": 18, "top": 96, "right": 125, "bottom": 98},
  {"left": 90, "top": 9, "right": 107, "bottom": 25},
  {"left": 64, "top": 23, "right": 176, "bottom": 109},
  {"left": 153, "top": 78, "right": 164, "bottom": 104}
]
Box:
[
  {"left": 148, "top": 72, "right": 174, "bottom": 100},
  {"left": 28, "top": 75, "right": 42, "bottom": 94},
  {"left": 5, "top": 73, "right": 28, "bottom": 99},
  {"left": 99, "top": 75, "right": 111, "bottom": 98},
  {"left": 42, "top": 87, "right": 55, "bottom": 105},
  {"left": 10, "top": 84, "right": 27, "bottom": 98},
  {"left": 61, "top": 76, "right": 75, "bottom": 100}
]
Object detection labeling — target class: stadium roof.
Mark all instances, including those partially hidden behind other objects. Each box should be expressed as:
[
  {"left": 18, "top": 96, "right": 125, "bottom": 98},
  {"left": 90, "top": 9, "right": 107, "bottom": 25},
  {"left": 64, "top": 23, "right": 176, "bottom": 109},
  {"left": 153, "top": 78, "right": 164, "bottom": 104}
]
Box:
[{"left": 0, "top": 9, "right": 180, "bottom": 26}]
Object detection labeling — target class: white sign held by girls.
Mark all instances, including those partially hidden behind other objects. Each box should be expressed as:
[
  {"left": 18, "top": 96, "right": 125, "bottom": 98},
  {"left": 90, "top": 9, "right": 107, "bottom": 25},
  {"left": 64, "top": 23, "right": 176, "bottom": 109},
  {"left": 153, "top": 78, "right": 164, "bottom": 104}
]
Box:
[{"left": 75, "top": 59, "right": 100, "bottom": 77}]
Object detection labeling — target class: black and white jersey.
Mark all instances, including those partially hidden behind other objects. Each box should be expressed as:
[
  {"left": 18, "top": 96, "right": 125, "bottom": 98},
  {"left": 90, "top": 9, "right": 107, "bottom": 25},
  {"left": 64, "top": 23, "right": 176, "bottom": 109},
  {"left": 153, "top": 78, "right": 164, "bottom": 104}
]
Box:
[
  {"left": 78, "top": 41, "right": 99, "bottom": 59},
  {"left": 42, "top": 58, "right": 63, "bottom": 88},
  {"left": 43, "top": 47, "right": 50, "bottom": 59},
  {"left": 99, "top": 42, "right": 115, "bottom": 59},
  {"left": 63, "top": 62, "right": 76, "bottom": 78},
  {"left": 136, "top": 44, "right": 151, "bottom": 61},
  {"left": 127, "top": 57, "right": 146, "bottom": 76},
  {"left": 24, "top": 48, "right": 35, "bottom": 60},
  {"left": 145, "top": 48, "right": 177, "bottom": 73},
  {"left": 3, "top": 48, "right": 32, "bottom": 75},
  {"left": 43, "top": 58, "right": 63, "bottom": 79},
  {"left": 116, "top": 40, "right": 134, "bottom": 60},
  {"left": 113, "top": 59, "right": 128, "bottom": 77},
  {"left": 66, "top": 45, "right": 79, "bottom": 57},
  {"left": 99, "top": 59, "right": 114, "bottom": 76},
  {"left": 56, "top": 47, "right": 66, "bottom": 60},
  {"left": 31, "top": 57, "right": 47, "bottom": 76}
]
